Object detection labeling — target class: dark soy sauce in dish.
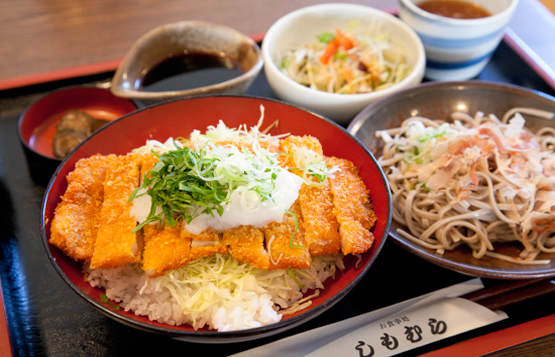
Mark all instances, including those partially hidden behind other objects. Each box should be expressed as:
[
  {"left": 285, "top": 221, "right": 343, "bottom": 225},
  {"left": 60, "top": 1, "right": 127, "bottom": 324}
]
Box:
[
  {"left": 417, "top": 0, "right": 492, "bottom": 19},
  {"left": 140, "top": 52, "right": 243, "bottom": 92}
]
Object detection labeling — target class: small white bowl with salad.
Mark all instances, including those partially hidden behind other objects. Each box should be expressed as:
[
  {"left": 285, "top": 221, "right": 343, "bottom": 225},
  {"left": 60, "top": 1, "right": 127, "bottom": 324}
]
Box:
[{"left": 262, "top": 3, "right": 426, "bottom": 125}]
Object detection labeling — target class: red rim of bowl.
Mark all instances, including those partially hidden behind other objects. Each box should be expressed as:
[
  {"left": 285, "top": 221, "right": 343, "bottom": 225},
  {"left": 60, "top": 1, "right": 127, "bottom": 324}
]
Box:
[
  {"left": 40, "top": 94, "right": 392, "bottom": 342},
  {"left": 18, "top": 86, "right": 138, "bottom": 160}
]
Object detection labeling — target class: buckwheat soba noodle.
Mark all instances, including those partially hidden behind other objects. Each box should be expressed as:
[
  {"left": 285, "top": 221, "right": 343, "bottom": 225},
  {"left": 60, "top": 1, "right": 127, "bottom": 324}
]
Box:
[{"left": 376, "top": 108, "right": 555, "bottom": 265}]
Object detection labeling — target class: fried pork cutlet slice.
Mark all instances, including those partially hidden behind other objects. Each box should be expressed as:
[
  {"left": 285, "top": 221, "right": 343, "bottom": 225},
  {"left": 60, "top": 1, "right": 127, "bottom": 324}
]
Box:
[
  {"left": 298, "top": 183, "right": 341, "bottom": 255},
  {"left": 222, "top": 225, "right": 271, "bottom": 269},
  {"left": 50, "top": 154, "right": 116, "bottom": 261},
  {"left": 138, "top": 152, "right": 193, "bottom": 276},
  {"left": 184, "top": 228, "right": 228, "bottom": 261},
  {"left": 264, "top": 201, "right": 311, "bottom": 269},
  {"left": 278, "top": 135, "right": 323, "bottom": 170},
  {"left": 280, "top": 135, "right": 341, "bottom": 255},
  {"left": 327, "top": 157, "right": 376, "bottom": 255},
  {"left": 90, "top": 153, "right": 142, "bottom": 269},
  {"left": 141, "top": 221, "right": 191, "bottom": 277},
  {"left": 140, "top": 150, "right": 226, "bottom": 270},
  {"left": 139, "top": 152, "right": 159, "bottom": 179}
]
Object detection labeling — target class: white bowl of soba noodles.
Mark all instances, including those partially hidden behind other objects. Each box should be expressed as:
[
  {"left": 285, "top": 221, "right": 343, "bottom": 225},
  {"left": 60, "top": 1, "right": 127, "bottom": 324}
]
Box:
[{"left": 348, "top": 80, "right": 555, "bottom": 279}]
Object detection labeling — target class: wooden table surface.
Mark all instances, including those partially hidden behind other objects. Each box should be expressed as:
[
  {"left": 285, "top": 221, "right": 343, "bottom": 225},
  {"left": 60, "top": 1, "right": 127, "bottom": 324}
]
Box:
[
  {"left": 0, "top": 0, "right": 554, "bottom": 356},
  {"left": 1, "top": 0, "right": 553, "bottom": 90},
  {"left": 0, "top": 0, "right": 395, "bottom": 89}
]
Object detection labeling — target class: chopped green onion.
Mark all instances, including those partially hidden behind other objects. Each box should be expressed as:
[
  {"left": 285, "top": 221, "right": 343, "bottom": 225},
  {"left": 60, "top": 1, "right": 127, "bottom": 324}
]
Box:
[
  {"left": 334, "top": 52, "right": 349, "bottom": 62},
  {"left": 129, "top": 143, "right": 282, "bottom": 231},
  {"left": 100, "top": 293, "right": 120, "bottom": 310},
  {"left": 285, "top": 210, "right": 306, "bottom": 249},
  {"left": 286, "top": 268, "right": 303, "bottom": 289},
  {"left": 318, "top": 32, "right": 335, "bottom": 43}
]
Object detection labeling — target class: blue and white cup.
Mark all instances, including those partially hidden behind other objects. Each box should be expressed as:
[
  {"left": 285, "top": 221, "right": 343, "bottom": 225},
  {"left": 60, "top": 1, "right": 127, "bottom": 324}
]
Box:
[{"left": 398, "top": 0, "right": 518, "bottom": 81}]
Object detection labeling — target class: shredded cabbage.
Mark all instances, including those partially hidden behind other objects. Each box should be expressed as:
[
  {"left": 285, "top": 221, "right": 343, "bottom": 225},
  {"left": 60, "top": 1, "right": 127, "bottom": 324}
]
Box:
[{"left": 153, "top": 254, "right": 342, "bottom": 330}]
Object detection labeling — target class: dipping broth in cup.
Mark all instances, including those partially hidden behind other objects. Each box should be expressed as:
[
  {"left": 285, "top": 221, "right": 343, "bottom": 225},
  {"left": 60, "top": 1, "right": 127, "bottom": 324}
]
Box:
[
  {"left": 417, "top": 0, "right": 492, "bottom": 19},
  {"left": 398, "top": 0, "right": 519, "bottom": 81}
]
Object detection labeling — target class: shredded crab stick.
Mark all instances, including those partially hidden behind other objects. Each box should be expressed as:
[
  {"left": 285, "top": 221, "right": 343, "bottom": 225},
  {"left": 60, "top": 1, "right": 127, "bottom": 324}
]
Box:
[{"left": 319, "top": 29, "right": 359, "bottom": 65}]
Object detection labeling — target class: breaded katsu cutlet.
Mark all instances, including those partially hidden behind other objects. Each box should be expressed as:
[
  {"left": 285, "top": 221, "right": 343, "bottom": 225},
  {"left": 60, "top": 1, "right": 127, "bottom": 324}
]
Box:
[
  {"left": 50, "top": 135, "right": 377, "bottom": 274},
  {"left": 90, "top": 153, "right": 143, "bottom": 269},
  {"left": 327, "top": 157, "right": 376, "bottom": 255},
  {"left": 280, "top": 135, "right": 342, "bottom": 256},
  {"left": 50, "top": 154, "right": 116, "bottom": 261}
]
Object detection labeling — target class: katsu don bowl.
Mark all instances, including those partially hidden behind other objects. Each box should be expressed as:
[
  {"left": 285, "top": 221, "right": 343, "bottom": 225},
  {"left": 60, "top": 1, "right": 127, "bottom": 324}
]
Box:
[{"left": 40, "top": 95, "right": 392, "bottom": 342}]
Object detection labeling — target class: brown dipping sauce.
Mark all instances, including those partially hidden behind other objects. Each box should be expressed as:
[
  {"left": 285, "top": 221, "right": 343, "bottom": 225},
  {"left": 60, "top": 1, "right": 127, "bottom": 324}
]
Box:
[
  {"left": 140, "top": 52, "right": 243, "bottom": 92},
  {"left": 417, "top": 0, "right": 492, "bottom": 19}
]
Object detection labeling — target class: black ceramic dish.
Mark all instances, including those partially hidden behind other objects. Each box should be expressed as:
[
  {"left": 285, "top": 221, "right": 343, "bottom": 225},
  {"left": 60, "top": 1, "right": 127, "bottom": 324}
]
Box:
[{"left": 348, "top": 80, "right": 555, "bottom": 279}]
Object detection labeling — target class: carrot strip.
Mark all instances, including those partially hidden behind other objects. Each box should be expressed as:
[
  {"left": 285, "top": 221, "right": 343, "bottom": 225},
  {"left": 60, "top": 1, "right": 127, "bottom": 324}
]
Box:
[{"left": 320, "top": 39, "right": 338, "bottom": 64}]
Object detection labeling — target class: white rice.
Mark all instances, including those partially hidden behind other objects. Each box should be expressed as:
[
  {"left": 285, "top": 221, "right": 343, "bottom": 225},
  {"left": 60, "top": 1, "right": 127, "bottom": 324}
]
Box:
[{"left": 85, "top": 254, "right": 343, "bottom": 331}]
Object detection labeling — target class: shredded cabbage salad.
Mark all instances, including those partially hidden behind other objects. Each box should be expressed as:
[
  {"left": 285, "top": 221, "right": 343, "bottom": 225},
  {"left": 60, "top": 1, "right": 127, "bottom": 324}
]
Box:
[{"left": 278, "top": 20, "right": 411, "bottom": 94}]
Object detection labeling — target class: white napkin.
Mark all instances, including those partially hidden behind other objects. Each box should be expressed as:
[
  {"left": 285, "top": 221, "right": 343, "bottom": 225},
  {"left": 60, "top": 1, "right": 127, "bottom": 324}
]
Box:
[{"left": 230, "top": 278, "right": 508, "bottom": 357}]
